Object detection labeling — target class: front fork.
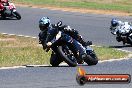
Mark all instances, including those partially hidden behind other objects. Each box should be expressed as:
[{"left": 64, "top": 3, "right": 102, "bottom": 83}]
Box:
[
  {"left": 128, "top": 34, "right": 132, "bottom": 44},
  {"left": 11, "top": 9, "right": 16, "bottom": 17}
]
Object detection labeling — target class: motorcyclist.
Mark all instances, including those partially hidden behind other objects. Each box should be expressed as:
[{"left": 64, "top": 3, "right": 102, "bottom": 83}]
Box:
[
  {"left": 38, "top": 17, "right": 92, "bottom": 49},
  {"left": 0, "top": 0, "right": 9, "bottom": 6},
  {"left": 110, "top": 18, "right": 132, "bottom": 44},
  {"left": 38, "top": 17, "right": 51, "bottom": 50},
  {"left": 110, "top": 18, "right": 132, "bottom": 35},
  {"left": 38, "top": 17, "right": 92, "bottom": 63},
  {"left": 52, "top": 23, "right": 92, "bottom": 47},
  {"left": 0, "top": 0, "right": 4, "bottom": 14},
  {"left": 0, "top": 0, "right": 9, "bottom": 15}
]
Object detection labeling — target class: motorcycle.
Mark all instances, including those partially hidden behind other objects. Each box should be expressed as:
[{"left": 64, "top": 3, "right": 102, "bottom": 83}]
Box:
[
  {"left": 45, "top": 21, "right": 98, "bottom": 67},
  {"left": 116, "top": 32, "right": 132, "bottom": 45},
  {"left": 0, "top": 2, "right": 21, "bottom": 20},
  {"left": 110, "top": 25, "right": 132, "bottom": 45}
]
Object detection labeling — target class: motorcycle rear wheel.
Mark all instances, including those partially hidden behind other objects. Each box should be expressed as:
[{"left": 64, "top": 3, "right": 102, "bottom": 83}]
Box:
[
  {"left": 0, "top": 13, "right": 6, "bottom": 19},
  {"left": 84, "top": 51, "right": 98, "bottom": 66}
]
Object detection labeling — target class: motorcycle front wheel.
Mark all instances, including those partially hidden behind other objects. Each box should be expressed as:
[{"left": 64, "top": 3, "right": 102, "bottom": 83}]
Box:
[
  {"left": 13, "top": 11, "right": 21, "bottom": 20},
  {"left": 50, "top": 52, "right": 63, "bottom": 67},
  {"left": 128, "top": 35, "right": 132, "bottom": 45},
  {"left": 57, "top": 46, "right": 77, "bottom": 67}
]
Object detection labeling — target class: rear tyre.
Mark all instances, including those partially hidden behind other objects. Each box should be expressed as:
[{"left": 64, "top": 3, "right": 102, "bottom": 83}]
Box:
[
  {"left": 0, "top": 13, "right": 6, "bottom": 19},
  {"left": 58, "top": 46, "right": 77, "bottom": 67},
  {"left": 1, "top": 16, "right": 6, "bottom": 19},
  {"left": 84, "top": 51, "right": 98, "bottom": 66}
]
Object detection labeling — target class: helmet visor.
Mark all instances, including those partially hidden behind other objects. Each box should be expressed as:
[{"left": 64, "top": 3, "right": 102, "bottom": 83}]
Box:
[
  {"left": 39, "top": 23, "right": 49, "bottom": 31},
  {"left": 112, "top": 22, "right": 118, "bottom": 27}
]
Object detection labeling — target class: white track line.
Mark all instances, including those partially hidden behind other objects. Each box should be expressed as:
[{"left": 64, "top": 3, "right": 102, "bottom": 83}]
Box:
[
  {"left": 0, "top": 66, "right": 26, "bottom": 70},
  {"left": 1, "top": 33, "right": 37, "bottom": 39},
  {"left": 0, "top": 57, "right": 131, "bottom": 69}
]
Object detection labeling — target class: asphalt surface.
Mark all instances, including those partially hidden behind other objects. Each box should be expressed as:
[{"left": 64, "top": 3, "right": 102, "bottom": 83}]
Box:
[
  {"left": 0, "top": 7, "right": 132, "bottom": 51},
  {"left": 0, "top": 59, "right": 132, "bottom": 88},
  {"left": 0, "top": 6, "right": 132, "bottom": 88}
]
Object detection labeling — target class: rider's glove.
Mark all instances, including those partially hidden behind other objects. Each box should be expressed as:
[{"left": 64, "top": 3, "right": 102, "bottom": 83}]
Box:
[
  {"left": 44, "top": 42, "right": 52, "bottom": 52},
  {"left": 86, "top": 41, "right": 92, "bottom": 46},
  {"left": 111, "top": 31, "right": 116, "bottom": 35},
  {"left": 77, "top": 34, "right": 83, "bottom": 40},
  {"left": 47, "top": 42, "right": 52, "bottom": 47},
  {"left": 64, "top": 25, "right": 72, "bottom": 31}
]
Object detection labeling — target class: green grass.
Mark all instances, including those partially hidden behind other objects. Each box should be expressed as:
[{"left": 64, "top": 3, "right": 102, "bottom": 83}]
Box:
[
  {"left": 0, "top": 33, "right": 130, "bottom": 67},
  {"left": 13, "top": 0, "right": 132, "bottom": 13},
  {"left": 0, "top": 34, "right": 51, "bottom": 67},
  {"left": 93, "top": 46, "right": 129, "bottom": 61}
]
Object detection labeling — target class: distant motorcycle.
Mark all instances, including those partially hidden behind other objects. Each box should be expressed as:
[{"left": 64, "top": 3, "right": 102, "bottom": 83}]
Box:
[
  {"left": 116, "top": 31, "right": 132, "bottom": 45},
  {"left": 0, "top": 2, "right": 21, "bottom": 20},
  {"left": 110, "top": 25, "right": 132, "bottom": 45},
  {"left": 45, "top": 21, "right": 98, "bottom": 67}
]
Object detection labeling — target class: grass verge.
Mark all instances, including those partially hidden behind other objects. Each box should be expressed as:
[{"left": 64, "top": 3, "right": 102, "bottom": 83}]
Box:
[
  {"left": 0, "top": 33, "right": 130, "bottom": 67},
  {"left": 13, "top": 0, "right": 132, "bottom": 13}
]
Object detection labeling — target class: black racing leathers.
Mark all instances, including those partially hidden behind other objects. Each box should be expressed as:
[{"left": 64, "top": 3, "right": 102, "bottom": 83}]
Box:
[
  {"left": 52, "top": 24, "right": 87, "bottom": 46},
  {"left": 39, "top": 24, "right": 87, "bottom": 50},
  {"left": 38, "top": 29, "right": 48, "bottom": 50}
]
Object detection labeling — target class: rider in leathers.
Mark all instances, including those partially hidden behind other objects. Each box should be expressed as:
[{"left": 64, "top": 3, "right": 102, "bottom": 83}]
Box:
[
  {"left": 38, "top": 17, "right": 92, "bottom": 64},
  {"left": 39, "top": 17, "right": 92, "bottom": 49},
  {"left": 110, "top": 18, "right": 132, "bottom": 44},
  {"left": 0, "top": 0, "right": 9, "bottom": 14}
]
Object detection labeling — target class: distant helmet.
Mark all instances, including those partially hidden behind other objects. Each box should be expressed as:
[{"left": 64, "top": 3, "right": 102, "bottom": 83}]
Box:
[
  {"left": 111, "top": 18, "right": 119, "bottom": 27},
  {"left": 1, "top": 0, "right": 8, "bottom": 3},
  {"left": 0, "top": 3, "right": 4, "bottom": 10},
  {"left": 39, "top": 17, "right": 50, "bottom": 31}
]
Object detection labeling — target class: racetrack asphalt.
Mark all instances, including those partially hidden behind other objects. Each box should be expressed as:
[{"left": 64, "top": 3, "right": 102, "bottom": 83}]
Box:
[
  {"left": 0, "top": 6, "right": 132, "bottom": 51},
  {"left": 0, "top": 6, "right": 132, "bottom": 88},
  {"left": 0, "top": 59, "right": 131, "bottom": 88}
]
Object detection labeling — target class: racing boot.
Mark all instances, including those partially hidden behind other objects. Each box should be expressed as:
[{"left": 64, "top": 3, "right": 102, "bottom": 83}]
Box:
[
  {"left": 116, "top": 36, "right": 122, "bottom": 42},
  {"left": 86, "top": 41, "right": 92, "bottom": 46},
  {"left": 77, "top": 58, "right": 84, "bottom": 64},
  {"left": 81, "top": 41, "right": 92, "bottom": 47},
  {"left": 122, "top": 41, "right": 126, "bottom": 45},
  {"left": 78, "top": 37, "right": 92, "bottom": 46}
]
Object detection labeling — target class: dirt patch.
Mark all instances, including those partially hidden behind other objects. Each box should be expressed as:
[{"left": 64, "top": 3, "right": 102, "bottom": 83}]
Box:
[
  {"left": 0, "top": 38, "right": 16, "bottom": 41},
  {"left": 15, "top": 3, "right": 132, "bottom": 16}
]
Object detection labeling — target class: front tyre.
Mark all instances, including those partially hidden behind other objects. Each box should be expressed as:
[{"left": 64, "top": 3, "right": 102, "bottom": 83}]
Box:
[
  {"left": 50, "top": 53, "right": 63, "bottom": 67},
  {"left": 13, "top": 11, "right": 21, "bottom": 20},
  {"left": 128, "top": 35, "right": 132, "bottom": 45},
  {"left": 58, "top": 46, "right": 77, "bottom": 67}
]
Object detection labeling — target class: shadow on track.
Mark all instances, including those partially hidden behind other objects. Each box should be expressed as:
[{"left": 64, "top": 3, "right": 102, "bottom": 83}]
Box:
[
  {"left": 0, "top": 17, "right": 18, "bottom": 20},
  {"left": 109, "top": 44, "right": 132, "bottom": 48},
  {"left": 24, "top": 64, "right": 89, "bottom": 68}
]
